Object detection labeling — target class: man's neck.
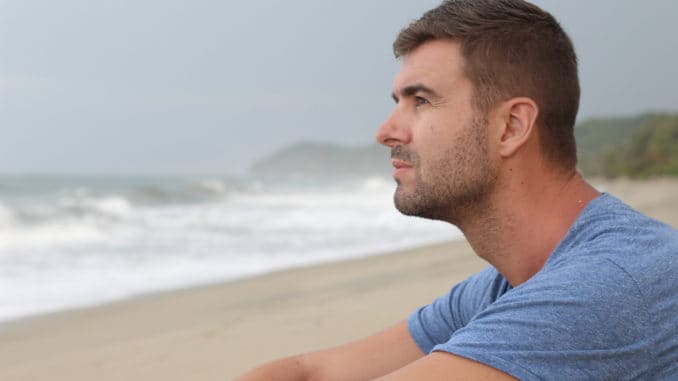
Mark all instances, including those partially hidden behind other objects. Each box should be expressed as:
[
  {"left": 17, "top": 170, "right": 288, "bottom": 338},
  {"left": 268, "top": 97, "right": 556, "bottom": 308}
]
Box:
[{"left": 457, "top": 170, "right": 600, "bottom": 287}]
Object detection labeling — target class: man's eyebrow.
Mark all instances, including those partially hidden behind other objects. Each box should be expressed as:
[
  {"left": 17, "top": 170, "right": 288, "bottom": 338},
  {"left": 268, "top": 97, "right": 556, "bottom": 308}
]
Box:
[{"left": 391, "top": 83, "right": 442, "bottom": 102}]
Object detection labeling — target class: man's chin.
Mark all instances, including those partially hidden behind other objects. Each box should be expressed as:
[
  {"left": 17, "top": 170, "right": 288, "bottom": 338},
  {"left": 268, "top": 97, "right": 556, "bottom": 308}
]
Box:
[
  {"left": 393, "top": 190, "right": 411, "bottom": 215},
  {"left": 394, "top": 191, "right": 425, "bottom": 217},
  {"left": 394, "top": 190, "right": 452, "bottom": 221}
]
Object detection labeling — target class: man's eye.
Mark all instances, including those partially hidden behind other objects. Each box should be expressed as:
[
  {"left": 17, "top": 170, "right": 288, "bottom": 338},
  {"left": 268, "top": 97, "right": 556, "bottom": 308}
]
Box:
[{"left": 415, "top": 96, "right": 429, "bottom": 106}]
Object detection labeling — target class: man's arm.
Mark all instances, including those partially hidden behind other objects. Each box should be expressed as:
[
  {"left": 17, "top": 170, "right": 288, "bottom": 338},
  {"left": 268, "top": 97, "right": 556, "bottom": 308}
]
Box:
[
  {"left": 374, "top": 352, "right": 517, "bottom": 380},
  {"left": 233, "top": 320, "right": 424, "bottom": 381}
]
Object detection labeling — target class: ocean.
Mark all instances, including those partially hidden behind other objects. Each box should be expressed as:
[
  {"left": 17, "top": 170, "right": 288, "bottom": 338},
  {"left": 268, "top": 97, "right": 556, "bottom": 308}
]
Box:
[{"left": 0, "top": 174, "right": 459, "bottom": 322}]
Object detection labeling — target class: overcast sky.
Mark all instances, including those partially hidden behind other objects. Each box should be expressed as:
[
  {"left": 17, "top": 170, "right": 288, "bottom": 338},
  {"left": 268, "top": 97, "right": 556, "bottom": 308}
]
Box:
[{"left": 2, "top": 0, "right": 677, "bottom": 175}]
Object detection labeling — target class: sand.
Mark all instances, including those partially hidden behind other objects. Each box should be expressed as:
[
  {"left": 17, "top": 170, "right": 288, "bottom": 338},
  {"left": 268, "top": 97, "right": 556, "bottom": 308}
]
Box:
[{"left": 1, "top": 178, "right": 677, "bottom": 380}]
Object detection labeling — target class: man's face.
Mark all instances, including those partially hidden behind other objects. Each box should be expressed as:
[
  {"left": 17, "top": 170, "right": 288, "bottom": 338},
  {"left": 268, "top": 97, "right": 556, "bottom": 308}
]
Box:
[{"left": 375, "top": 39, "right": 497, "bottom": 222}]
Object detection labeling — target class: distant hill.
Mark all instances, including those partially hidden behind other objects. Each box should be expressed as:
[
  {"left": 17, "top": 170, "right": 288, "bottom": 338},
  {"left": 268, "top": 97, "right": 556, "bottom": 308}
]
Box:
[
  {"left": 574, "top": 114, "right": 650, "bottom": 175},
  {"left": 250, "top": 112, "right": 678, "bottom": 179},
  {"left": 250, "top": 142, "right": 391, "bottom": 178},
  {"left": 576, "top": 113, "right": 678, "bottom": 178}
]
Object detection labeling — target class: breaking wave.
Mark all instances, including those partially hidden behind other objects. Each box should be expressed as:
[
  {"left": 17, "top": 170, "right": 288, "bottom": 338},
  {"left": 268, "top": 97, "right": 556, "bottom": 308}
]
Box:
[{"left": 0, "top": 174, "right": 460, "bottom": 322}]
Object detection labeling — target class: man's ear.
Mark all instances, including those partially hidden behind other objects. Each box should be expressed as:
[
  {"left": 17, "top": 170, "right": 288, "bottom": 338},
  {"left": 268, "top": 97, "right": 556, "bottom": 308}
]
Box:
[{"left": 496, "top": 97, "right": 539, "bottom": 158}]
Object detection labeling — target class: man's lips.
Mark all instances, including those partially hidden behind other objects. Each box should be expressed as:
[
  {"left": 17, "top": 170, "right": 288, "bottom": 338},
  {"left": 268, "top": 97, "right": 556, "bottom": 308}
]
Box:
[
  {"left": 391, "top": 159, "right": 412, "bottom": 177},
  {"left": 391, "top": 159, "right": 412, "bottom": 169}
]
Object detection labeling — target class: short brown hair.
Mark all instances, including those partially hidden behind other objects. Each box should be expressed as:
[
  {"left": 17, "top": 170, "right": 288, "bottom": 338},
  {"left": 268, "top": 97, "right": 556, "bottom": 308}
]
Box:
[{"left": 394, "top": 0, "right": 579, "bottom": 169}]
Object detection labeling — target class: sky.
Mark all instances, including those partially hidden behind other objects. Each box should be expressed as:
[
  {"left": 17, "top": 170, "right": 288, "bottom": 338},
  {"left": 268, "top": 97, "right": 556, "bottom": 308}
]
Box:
[{"left": 2, "top": 0, "right": 677, "bottom": 175}]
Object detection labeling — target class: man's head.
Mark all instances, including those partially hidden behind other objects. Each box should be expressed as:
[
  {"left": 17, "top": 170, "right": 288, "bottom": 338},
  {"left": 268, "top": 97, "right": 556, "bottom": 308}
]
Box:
[
  {"left": 377, "top": 0, "right": 580, "bottom": 223},
  {"left": 393, "top": 0, "right": 580, "bottom": 170}
]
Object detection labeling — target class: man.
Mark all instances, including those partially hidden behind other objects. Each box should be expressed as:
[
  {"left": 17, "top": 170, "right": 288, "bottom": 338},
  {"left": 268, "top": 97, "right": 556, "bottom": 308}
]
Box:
[{"left": 235, "top": 0, "right": 678, "bottom": 379}]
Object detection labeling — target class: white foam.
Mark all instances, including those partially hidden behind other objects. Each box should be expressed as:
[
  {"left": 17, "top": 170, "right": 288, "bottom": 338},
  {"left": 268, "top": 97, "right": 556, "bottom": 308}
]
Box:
[
  {"left": 357, "top": 176, "right": 394, "bottom": 192},
  {"left": 0, "top": 193, "right": 135, "bottom": 251},
  {"left": 57, "top": 193, "right": 133, "bottom": 219},
  {"left": 0, "top": 202, "right": 15, "bottom": 228},
  {"left": 87, "top": 196, "right": 133, "bottom": 218},
  {"left": 0, "top": 175, "right": 461, "bottom": 322},
  {"left": 0, "top": 223, "right": 107, "bottom": 251},
  {"left": 192, "top": 179, "right": 228, "bottom": 196}
]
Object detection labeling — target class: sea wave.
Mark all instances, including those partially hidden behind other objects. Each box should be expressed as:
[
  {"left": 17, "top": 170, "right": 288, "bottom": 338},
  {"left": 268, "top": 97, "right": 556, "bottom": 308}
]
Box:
[
  {"left": 6, "top": 192, "right": 133, "bottom": 226},
  {"left": 0, "top": 191, "right": 134, "bottom": 251},
  {"left": 0, "top": 174, "right": 460, "bottom": 322},
  {"left": 57, "top": 191, "right": 133, "bottom": 220},
  {"left": 128, "top": 179, "right": 242, "bottom": 205}
]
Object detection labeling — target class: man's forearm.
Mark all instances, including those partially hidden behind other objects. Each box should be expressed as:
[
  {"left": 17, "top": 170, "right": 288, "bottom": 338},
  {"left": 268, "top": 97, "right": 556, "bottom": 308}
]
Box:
[{"left": 233, "top": 320, "right": 422, "bottom": 380}]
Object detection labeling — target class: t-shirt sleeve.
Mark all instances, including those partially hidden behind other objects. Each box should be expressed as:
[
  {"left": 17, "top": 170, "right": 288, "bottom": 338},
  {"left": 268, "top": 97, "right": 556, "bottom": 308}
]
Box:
[
  {"left": 407, "top": 266, "right": 509, "bottom": 353},
  {"left": 432, "top": 259, "right": 654, "bottom": 381}
]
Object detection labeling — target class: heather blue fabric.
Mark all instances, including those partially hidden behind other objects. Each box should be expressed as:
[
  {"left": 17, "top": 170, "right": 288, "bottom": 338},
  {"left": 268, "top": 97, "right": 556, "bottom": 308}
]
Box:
[{"left": 408, "top": 194, "right": 678, "bottom": 380}]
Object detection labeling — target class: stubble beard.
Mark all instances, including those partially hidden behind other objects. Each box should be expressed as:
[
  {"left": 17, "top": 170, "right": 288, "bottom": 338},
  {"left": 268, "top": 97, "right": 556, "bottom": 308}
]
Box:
[{"left": 392, "top": 117, "right": 497, "bottom": 224}]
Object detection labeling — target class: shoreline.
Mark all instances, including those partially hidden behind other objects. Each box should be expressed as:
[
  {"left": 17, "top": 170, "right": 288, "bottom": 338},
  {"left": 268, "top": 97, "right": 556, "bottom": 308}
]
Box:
[
  {"left": 0, "top": 178, "right": 677, "bottom": 380},
  {"left": 0, "top": 239, "right": 486, "bottom": 380},
  {"left": 0, "top": 236, "right": 459, "bottom": 327},
  {"left": 0, "top": 236, "right": 458, "bottom": 327}
]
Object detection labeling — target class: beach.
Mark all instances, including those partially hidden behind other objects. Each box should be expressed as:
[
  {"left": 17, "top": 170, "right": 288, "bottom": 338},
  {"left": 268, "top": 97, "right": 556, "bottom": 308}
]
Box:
[{"left": 1, "top": 178, "right": 677, "bottom": 380}]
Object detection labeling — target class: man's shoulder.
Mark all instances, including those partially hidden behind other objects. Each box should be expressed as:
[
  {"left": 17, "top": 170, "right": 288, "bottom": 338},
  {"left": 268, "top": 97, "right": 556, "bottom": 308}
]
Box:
[
  {"left": 552, "top": 193, "right": 678, "bottom": 273},
  {"left": 569, "top": 193, "right": 678, "bottom": 240},
  {"left": 519, "top": 191, "right": 678, "bottom": 326},
  {"left": 525, "top": 205, "right": 678, "bottom": 349}
]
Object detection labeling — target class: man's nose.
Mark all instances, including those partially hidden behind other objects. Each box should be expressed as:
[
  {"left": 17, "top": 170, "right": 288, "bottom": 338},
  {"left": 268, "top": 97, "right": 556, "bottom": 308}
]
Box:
[{"left": 375, "top": 108, "right": 411, "bottom": 148}]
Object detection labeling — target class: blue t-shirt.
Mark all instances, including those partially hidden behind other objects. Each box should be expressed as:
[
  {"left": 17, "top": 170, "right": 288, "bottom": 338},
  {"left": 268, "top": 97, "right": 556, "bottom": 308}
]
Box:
[{"left": 408, "top": 194, "right": 678, "bottom": 380}]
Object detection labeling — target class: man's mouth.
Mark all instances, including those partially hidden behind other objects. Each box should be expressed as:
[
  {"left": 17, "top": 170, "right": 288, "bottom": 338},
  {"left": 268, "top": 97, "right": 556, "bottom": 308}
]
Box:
[
  {"left": 391, "top": 159, "right": 412, "bottom": 169},
  {"left": 391, "top": 159, "right": 412, "bottom": 177}
]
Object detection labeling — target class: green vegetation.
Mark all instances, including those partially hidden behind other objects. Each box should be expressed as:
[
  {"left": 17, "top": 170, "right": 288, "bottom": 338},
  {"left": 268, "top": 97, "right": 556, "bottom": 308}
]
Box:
[{"left": 575, "top": 113, "right": 678, "bottom": 178}]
